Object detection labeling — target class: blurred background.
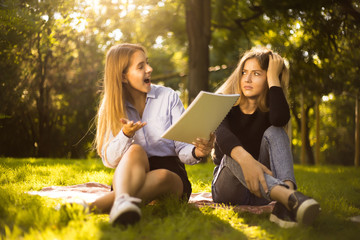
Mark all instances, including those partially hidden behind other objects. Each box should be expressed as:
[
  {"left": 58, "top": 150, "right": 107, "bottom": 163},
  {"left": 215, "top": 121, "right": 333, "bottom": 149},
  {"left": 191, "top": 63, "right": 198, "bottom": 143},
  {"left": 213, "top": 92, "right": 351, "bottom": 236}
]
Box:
[{"left": 0, "top": 0, "right": 359, "bottom": 166}]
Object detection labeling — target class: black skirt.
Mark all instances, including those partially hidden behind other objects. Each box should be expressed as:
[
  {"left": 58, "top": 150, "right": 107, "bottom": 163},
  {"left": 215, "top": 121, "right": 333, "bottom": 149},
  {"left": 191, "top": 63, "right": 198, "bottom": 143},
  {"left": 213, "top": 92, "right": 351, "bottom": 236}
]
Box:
[{"left": 148, "top": 155, "right": 192, "bottom": 201}]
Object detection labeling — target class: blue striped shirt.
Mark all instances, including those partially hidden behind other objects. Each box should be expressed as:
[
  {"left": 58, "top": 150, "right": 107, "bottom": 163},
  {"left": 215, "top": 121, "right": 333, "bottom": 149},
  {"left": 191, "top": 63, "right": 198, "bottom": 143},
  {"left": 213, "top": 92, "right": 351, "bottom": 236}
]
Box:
[{"left": 102, "top": 84, "right": 199, "bottom": 168}]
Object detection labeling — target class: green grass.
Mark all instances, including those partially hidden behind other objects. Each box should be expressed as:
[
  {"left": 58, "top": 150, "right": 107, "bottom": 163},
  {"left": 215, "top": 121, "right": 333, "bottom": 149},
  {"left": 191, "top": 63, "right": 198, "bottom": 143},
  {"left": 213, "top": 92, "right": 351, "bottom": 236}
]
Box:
[{"left": 1, "top": 158, "right": 359, "bottom": 240}]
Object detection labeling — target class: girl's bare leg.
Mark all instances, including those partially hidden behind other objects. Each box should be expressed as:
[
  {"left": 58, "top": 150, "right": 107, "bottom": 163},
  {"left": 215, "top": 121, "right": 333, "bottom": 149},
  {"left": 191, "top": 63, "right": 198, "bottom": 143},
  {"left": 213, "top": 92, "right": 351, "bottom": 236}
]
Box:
[
  {"left": 90, "top": 192, "right": 115, "bottom": 213},
  {"left": 136, "top": 169, "right": 183, "bottom": 201},
  {"left": 112, "top": 144, "right": 149, "bottom": 197},
  {"left": 284, "top": 180, "right": 295, "bottom": 190},
  {"left": 91, "top": 144, "right": 183, "bottom": 213}
]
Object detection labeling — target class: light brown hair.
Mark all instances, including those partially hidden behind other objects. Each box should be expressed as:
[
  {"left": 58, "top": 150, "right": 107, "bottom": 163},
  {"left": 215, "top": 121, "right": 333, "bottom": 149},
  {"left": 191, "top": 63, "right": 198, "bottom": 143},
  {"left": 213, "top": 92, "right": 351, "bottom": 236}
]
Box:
[
  {"left": 95, "top": 43, "right": 145, "bottom": 160},
  {"left": 216, "top": 46, "right": 289, "bottom": 112}
]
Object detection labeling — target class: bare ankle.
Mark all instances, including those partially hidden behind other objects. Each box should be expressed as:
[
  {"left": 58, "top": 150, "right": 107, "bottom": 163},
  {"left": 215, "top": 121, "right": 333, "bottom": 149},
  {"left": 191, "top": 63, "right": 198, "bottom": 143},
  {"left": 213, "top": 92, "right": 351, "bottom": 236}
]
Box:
[
  {"left": 270, "top": 185, "right": 295, "bottom": 210},
  {"left": 284, "top": 181, "right": 295, "bottom": 190}
]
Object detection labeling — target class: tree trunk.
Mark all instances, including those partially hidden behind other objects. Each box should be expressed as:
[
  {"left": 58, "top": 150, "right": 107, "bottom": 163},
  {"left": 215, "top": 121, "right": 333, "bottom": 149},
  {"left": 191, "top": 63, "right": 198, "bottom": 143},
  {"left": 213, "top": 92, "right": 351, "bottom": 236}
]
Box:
[
  {"left": 304, "top": 108, "right": 315, "bottom": 165},
  {"left": 185, "top": 0, "right": 211, "bottom": 103},
  {"left": 315, "top": 96, "right": 321, "bottom": 165},
  {"left": 301, "top": 93, "right": 307, "bottom": 165},
  {"left": 355, "top": 93, "right": 360, "bottom": 167},
  {"left": 36, "top": 32, "right": 52, "bottom": 157},
  {"left": 291, "top": 95, "right": 315, "bottom": 165}
]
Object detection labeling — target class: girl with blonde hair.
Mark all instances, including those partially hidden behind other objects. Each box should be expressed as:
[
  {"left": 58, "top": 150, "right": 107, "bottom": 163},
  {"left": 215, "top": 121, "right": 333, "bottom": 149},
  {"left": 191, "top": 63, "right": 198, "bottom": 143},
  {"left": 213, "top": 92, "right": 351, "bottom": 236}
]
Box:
[
  {"left": 212, "top": 47, "right": 320, "bottom": 228},
  {"left": 92, "top": 43, "right": 214, "bottom": 226}
]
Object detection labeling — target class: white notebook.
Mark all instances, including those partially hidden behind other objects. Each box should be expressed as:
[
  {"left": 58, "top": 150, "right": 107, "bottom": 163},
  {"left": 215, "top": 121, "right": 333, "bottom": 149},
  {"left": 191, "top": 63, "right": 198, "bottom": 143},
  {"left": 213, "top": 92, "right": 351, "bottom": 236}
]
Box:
[{"left": 161, "top": 91, "right": 240, "bottom": 144}]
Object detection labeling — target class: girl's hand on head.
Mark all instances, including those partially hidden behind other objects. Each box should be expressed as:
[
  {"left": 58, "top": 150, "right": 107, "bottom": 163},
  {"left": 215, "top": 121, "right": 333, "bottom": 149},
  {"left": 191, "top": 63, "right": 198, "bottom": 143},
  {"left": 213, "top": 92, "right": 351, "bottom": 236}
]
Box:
[
  {"left": 193, "top": 132, "right": 215, "bottom": 158},
  {"left": 267, "top": 53, "right": 284, "bottom": 87},
  {"left": 121, "top": 118, "right": 146, "bottom": 138}
]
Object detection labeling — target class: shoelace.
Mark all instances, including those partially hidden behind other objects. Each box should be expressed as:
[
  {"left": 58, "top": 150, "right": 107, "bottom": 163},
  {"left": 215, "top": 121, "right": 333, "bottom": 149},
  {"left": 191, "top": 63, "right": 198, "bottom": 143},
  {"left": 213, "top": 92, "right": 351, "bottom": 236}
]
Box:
[{"left": 114, "top": 194, "right": 142, "bottom": 207}]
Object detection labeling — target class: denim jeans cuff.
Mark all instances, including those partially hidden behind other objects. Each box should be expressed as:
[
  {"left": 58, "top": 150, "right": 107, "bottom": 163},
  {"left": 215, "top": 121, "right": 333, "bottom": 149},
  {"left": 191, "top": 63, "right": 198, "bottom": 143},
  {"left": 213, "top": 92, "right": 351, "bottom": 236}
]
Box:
[{"left": 265, "top": 178, "right": 290, "bottom": 200}]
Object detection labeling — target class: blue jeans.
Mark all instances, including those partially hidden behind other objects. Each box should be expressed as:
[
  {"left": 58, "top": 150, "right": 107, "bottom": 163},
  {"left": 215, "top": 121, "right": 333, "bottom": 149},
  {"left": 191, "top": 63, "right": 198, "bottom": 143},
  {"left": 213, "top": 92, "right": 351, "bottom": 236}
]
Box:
[{"left": 211, "top": 126, "right": 297, "bottom": 205}]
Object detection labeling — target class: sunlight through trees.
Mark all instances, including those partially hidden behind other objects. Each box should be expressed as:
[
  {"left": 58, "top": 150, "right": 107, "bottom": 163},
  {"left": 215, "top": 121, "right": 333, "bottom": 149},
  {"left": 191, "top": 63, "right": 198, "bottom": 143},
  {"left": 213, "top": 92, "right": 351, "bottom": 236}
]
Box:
[{"left": 1, "top": 0, "right": 359, "bottom": 165}]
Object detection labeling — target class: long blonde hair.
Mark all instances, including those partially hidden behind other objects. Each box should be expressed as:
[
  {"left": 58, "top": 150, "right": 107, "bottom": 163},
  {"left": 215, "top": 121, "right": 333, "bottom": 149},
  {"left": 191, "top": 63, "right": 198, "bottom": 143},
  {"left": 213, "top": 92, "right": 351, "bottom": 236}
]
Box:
[
  {"left": 95, "top": 43, "right": 145, "bottom": 158},
  {"left": 216, "top": 46, "right": 289, "bottom": 112}
]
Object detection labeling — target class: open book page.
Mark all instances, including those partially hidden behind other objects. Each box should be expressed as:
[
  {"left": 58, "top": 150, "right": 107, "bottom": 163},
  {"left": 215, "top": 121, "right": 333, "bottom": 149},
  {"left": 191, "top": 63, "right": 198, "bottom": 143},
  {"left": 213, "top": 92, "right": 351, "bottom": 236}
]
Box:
[{"left": 161, "top": 91, "right": 240, "bottom": 144}]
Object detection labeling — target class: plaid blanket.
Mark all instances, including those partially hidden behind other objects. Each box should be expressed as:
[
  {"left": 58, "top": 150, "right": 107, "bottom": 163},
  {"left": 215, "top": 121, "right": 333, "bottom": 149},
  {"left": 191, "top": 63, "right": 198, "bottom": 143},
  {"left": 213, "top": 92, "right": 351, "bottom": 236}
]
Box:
[{"left": 27, "top": 182, "right": 274, "bottom": 214}]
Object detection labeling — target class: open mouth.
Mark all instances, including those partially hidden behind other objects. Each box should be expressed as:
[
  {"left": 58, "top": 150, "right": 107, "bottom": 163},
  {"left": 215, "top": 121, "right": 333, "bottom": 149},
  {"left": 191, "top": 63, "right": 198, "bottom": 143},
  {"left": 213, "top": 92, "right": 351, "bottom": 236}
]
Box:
[{"left": 144, "top": 78, "right": 151, "bottom": 84}]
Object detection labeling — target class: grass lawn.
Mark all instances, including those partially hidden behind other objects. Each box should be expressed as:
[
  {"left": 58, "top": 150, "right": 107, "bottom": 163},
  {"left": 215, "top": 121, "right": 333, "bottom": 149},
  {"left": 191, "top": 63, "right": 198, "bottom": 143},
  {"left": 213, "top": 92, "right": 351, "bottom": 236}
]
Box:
[{"left": 1, "top": 158, "right": 360, "bottom": 240}]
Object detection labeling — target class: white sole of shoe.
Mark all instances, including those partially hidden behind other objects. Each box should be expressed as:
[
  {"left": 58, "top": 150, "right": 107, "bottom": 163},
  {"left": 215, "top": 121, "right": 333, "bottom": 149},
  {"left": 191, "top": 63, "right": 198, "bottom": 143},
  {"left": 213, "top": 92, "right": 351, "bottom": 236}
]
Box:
[
  {"left": 269, "top": 214, "right": 298, "bottom": 228},
  {"left": 296, "top": 199, "right": 321, "bottom": 225},
  {"left": 113, "top": 210, "right": 141, "bottom": 226},
  {"left": 110, "top": 203, "right": 141, "bottom": 226}
]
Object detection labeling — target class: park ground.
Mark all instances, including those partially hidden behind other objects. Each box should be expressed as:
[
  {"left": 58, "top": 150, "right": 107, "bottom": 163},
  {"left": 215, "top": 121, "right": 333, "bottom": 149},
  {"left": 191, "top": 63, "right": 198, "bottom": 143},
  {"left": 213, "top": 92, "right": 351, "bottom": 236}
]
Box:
[{"left": 0, "top": 158, "right": 360, "bottom": 239}]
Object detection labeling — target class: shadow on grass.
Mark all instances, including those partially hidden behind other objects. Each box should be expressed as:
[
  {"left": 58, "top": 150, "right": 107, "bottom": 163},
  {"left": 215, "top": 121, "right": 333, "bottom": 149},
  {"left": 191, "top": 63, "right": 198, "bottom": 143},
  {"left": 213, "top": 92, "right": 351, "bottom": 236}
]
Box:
[
  {"left": 0, "top": 188, "right": 77, "bottom": 237},
  {"left": 2, "top": 160, "right": 359, "bottom": 239},
  {"left": 97, "top": 198, "right": 249, "bottom": 240},
  {"left": 239, "top": 210, "right": 360, "bottom": 240}
]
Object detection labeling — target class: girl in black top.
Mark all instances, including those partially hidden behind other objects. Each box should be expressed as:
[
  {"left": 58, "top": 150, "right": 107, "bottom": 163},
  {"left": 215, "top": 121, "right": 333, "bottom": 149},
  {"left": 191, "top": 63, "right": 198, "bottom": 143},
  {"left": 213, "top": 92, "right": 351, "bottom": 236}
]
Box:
[{"left": 212, "top": 47, "right": 320, "bottom": 228}]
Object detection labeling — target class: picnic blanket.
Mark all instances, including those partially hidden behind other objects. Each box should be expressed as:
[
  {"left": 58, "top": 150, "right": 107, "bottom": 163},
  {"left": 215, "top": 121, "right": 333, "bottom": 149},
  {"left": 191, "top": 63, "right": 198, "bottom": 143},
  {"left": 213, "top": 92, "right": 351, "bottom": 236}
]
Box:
[{"left": 27, "top": 182, "right": 275, "bottom": 214}]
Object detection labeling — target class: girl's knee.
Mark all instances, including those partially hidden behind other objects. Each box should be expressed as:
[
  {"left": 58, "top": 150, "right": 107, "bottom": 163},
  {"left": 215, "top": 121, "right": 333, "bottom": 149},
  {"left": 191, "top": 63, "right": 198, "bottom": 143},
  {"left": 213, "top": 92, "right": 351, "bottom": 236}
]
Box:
[
  {"left": 212, "top": 170, "right": 249, "bottom": 204},
  {"left": 127, "top": 144, "right": 147, "bottom": 157},
  {"left": 265, "top": 126, "right": 283, "bottom": 134},
  {"left": 156, "top": 169, "right": 180, "bottom": 184},
  {"left": 128, "top": 143, "right": 145, "bottom": 152},
  {"left": 154, "top": 169, "right": 183, "bottom": 194},
  {"left": 119, "top": 144, "right": 149, "bottom": 169},
  {"left": 264, "top": 126, "right": 288, "bottom": 141}
]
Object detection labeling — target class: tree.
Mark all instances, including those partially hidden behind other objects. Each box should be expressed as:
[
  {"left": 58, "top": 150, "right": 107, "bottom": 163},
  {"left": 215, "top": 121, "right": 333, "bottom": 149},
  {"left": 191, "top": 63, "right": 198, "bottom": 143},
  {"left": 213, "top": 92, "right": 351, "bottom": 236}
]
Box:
[
  {"left": 0, "top": 0, "right": 102, "bottom": 158},
  {"left": 355, "top": 94, "right": 360, "bottom": 167},
  {"left": 0, "top": 0, "right": 190, "bottom": 158},
  {"left": 185, "top": 0, "right": 211, "bottom": 103},
  {"left": 255, "top": 0, "right": 360, "bottom": 165},
  {"left": 208, "top": 0, "right": 360, "bottom": 165}
]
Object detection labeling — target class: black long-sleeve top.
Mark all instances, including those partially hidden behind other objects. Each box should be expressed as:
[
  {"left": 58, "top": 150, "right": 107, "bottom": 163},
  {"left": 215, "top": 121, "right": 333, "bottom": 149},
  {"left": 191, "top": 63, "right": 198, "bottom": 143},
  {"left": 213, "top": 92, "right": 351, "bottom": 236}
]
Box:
[{"left": 213, "top": 86, "right": 290, "bottom": 165}]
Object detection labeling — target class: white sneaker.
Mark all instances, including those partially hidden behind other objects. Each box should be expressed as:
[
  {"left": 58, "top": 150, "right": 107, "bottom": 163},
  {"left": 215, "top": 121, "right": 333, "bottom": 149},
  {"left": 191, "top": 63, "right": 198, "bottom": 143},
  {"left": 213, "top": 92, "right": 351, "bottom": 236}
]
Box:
[{"left": 109, "top": 194, "right": 142, "bottom": 226}]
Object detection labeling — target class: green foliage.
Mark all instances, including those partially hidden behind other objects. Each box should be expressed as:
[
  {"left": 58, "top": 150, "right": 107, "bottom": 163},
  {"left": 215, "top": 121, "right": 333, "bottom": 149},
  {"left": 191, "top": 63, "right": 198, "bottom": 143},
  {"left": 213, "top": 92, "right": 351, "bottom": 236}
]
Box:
[
  {"left": 255, "top": 0, "right": 360, "bottom": 165},
  {"left": 0, "top": 0, "right": 188, "bottom": 159},
  {"left": 209, "top": 0, "right": 359, "bottom": 165},
  {"left": 0, "top": 0, "right": 101, "bottom": 158},
  {"left": 1, "top": 0, "right": 360, "bottom": 165},
  {"left": 209, "top": 0, "right": 268, "bottom": 91},
  {"left": 1, "top": 158, "right": 360, "bottom": 239},
  {"left": 319, "top": 95, "right": 356, "bottom": 165}
]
